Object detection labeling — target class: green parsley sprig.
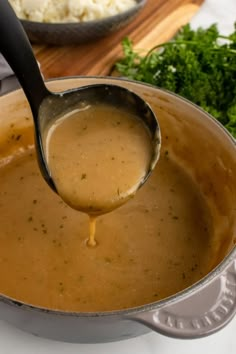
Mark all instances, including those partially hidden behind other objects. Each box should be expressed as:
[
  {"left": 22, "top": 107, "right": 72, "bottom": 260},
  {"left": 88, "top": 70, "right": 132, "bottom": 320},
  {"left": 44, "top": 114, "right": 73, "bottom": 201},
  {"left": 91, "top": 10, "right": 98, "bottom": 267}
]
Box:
[{"left": 115, "top": 23, "right": 236, "bottom": 138}]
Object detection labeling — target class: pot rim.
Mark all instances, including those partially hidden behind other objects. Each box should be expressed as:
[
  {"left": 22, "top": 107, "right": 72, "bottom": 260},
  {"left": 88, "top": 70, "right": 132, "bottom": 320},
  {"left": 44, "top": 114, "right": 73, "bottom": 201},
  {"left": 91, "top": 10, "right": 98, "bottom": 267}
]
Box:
[{"left": 1, "top": 75, "right": 235, "bottom": 318}]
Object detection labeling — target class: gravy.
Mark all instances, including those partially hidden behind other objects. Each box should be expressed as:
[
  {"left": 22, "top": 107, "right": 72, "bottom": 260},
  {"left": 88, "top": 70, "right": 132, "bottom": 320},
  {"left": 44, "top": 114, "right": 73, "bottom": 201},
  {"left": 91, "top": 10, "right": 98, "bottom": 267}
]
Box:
[
  {"left": 0, "top": 131, "right": 215, "bottom": 312},
  {"left": 45, "top": 103, "right": 154, "bottom": 246},
  {"left": 45, "top": 104, "right": 153, "bottom": 215}
]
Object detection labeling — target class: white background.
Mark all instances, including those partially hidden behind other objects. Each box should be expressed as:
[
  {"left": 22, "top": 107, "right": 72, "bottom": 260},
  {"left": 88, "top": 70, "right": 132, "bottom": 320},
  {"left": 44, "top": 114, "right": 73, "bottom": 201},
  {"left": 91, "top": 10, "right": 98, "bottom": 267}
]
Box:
[{"left": 0, "top": 0, "right": 235, "bottom": 352}]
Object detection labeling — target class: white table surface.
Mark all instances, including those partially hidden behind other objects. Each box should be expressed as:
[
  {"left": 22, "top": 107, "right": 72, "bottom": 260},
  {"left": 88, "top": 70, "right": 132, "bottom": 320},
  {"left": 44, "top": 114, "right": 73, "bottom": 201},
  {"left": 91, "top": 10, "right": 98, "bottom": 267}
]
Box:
[
  {"left": 0, "top": 315, "right": 235, "bottom": 354},
  {"left": 0, "top": 0, "right": 236, "bottom": 352}
]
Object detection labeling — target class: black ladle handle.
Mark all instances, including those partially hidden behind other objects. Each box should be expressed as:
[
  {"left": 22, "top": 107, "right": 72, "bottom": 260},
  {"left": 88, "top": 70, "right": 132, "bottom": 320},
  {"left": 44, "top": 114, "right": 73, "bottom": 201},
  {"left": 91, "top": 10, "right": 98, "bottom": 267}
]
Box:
[{"left": 0, "top": 0, "right": 50, "bottom": 117}]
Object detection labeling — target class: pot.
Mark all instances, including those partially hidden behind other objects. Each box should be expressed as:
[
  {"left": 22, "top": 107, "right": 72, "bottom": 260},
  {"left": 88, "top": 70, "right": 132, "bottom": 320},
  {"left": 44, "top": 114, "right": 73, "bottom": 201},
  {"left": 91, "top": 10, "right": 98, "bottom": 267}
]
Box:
[{"left": 0, "top": 77, "right": 235, "bottom": 343}]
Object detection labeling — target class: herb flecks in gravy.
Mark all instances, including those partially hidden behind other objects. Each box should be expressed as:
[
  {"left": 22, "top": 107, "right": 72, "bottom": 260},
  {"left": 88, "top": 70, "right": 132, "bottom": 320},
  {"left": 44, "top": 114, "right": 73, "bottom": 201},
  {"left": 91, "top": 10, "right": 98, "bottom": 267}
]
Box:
[{"left": 0, "top": 129, "right": 215, "bottom": 312}]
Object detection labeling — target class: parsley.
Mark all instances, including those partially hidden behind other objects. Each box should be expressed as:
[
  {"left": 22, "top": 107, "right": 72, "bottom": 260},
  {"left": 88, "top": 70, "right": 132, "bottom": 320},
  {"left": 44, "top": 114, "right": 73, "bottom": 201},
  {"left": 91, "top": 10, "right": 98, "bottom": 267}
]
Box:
[{"left": 116, "top": 23, "right": 236, "bottom": 138}]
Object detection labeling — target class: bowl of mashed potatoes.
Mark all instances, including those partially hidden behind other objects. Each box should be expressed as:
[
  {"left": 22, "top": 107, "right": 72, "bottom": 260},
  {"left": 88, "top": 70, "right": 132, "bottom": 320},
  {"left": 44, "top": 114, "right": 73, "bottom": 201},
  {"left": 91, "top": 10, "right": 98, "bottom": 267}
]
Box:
[{"left": 9, "top": 0, "right": 146, "bottom": 45}]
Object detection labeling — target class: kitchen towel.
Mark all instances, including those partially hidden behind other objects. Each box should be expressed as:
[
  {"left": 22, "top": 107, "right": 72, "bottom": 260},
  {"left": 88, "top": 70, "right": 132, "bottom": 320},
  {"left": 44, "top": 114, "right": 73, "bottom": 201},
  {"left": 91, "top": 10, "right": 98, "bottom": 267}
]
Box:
[{"left": 0, "top": 54, "right": 20, "bottom": 95}]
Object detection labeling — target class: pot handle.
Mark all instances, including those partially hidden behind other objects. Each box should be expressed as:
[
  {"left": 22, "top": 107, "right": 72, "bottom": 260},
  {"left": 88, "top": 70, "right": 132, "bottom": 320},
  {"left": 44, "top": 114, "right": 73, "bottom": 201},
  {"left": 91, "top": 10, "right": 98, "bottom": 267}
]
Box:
[{"left": 129, "top": 259, "right": 236, "bottom": 339}]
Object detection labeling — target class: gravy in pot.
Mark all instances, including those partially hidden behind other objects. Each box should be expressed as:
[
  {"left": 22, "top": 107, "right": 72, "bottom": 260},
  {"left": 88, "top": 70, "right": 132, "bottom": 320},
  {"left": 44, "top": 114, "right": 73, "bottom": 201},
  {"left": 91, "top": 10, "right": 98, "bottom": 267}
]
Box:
[{"left": 0, "top": 126, "right": 215, "bottom": 312}]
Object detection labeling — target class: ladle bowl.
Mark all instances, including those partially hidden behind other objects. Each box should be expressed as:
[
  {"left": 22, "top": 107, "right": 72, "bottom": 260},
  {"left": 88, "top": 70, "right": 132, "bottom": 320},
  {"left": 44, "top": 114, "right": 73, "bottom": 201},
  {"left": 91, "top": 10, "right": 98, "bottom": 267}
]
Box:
[{"left": 0, "top": 0, "right": 160, "bottom": 194}]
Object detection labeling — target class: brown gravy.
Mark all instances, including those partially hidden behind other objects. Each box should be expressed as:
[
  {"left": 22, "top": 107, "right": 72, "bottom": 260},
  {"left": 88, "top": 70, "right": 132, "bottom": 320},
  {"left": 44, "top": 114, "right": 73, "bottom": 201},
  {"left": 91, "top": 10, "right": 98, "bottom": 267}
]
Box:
[
  {"left": 45, "top": 103, "right": 154, "bottom": 246},
  {"left": 0, "top": 132, "right": 215, "bottom": 312},
  {"left": 45, "top": 104, "right": 153, "bottom": 215}
]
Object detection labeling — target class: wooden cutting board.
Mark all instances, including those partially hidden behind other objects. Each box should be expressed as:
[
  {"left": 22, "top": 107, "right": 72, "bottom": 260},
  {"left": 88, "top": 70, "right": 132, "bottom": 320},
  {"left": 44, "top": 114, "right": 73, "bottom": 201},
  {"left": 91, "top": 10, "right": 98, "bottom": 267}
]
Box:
[{"left": 33, "top": 0, "right": 204, "bottom": 79}]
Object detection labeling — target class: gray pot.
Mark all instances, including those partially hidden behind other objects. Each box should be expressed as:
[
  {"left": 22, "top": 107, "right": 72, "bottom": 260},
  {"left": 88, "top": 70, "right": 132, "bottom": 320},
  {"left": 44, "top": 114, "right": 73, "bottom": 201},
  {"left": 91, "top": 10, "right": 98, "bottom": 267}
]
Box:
[{"left": 0, "top": 77, "right": 235, "bottom": 343}]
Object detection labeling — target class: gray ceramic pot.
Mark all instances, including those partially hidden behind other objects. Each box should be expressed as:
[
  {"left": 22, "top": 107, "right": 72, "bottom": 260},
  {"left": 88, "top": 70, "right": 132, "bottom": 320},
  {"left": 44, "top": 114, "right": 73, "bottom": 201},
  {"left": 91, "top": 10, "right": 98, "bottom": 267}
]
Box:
[{"left": 0, "top": 77, "right": 235, "bottom": 343}]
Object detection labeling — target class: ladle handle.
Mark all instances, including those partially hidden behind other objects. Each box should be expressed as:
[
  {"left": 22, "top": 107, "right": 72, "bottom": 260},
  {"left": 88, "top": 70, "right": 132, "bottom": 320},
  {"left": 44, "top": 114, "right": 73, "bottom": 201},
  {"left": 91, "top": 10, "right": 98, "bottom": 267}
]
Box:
[{"left": 0, "top": 0, "right": 49, "bottom": 116}]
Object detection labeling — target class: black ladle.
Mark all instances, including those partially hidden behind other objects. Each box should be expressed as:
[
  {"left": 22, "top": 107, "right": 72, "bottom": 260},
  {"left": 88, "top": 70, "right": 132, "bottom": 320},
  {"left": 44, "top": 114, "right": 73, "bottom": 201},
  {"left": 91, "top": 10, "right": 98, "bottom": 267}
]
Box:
[{"left": 0, "top": 0, "right": 161, "bottom": 194}]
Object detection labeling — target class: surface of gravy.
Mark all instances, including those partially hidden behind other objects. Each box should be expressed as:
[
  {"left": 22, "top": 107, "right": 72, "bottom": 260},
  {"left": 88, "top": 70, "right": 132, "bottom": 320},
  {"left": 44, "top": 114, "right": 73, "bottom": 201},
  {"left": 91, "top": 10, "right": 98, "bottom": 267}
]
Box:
[{"left": 0, "top": 130, "right": 215, "bottom": 312}]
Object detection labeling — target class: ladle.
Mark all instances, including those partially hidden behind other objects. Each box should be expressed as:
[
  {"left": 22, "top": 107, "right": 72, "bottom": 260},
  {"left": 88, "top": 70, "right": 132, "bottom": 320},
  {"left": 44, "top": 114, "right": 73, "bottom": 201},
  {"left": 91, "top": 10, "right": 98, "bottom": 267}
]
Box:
[{"left": 0, "top": 0, "right": 161, "bottom": 195}]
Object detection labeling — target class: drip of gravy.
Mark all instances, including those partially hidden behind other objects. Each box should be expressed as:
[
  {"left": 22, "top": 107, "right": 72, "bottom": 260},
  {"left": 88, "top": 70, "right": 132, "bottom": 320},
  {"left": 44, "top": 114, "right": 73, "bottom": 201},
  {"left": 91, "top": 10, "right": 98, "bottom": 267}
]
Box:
[
  {"left": 88, "top": 216, "right": 97, "bottom": 247},
  {"left": 44, "top": 103, "right": 153, "bottom": 245}
]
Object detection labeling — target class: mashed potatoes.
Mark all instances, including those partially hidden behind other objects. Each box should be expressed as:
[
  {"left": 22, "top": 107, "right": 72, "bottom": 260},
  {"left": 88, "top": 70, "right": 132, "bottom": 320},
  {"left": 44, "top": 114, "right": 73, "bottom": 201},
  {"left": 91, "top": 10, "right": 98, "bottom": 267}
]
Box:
[{"left": 9, "top": 0, "right": 137, "bottom": 23}]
